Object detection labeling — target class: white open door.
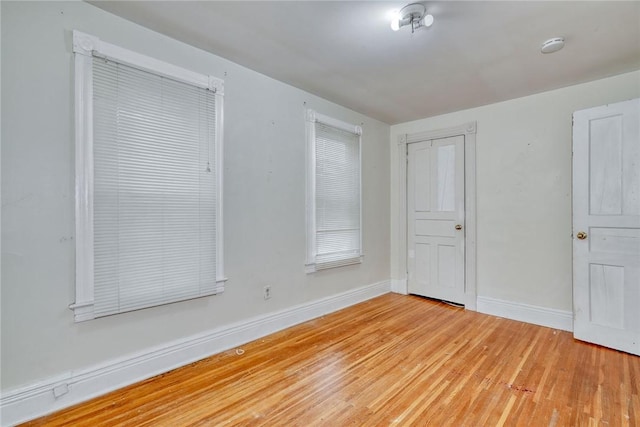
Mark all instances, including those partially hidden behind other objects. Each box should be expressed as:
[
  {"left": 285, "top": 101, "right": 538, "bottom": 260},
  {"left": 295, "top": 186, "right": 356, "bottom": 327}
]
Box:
[
  {"left": 573, "top": 98, "right": 640, "bottom": 355},
  {"left": 407, "top": 135, "right": 465, "bottom": 304}
]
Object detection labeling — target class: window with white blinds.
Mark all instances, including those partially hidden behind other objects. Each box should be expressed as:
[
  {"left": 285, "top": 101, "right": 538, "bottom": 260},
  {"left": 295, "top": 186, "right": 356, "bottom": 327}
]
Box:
[
  {"left": 71, "top": 31, "right": 225, "bottom": 322},
  {"left": 305, "top": 110, "right": 362, "bottom": 272}
]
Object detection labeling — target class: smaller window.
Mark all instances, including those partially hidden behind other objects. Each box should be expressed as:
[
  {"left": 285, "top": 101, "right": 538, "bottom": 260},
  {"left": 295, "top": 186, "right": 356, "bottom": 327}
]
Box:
[{"left": 305, "top": 110, "right": 362, "bottom": 272}]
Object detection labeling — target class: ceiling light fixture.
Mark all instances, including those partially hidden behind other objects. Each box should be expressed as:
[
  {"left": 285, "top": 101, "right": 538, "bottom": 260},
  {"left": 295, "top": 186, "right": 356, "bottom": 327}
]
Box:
[{"left": 390, "top": 3, "right": 433, "bottom": 33}]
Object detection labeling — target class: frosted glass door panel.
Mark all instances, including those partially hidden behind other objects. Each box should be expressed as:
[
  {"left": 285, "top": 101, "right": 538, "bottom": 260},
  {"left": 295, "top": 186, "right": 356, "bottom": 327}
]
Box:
[{"left": 437, "top": 144, "right": 456, "bottom": 212}]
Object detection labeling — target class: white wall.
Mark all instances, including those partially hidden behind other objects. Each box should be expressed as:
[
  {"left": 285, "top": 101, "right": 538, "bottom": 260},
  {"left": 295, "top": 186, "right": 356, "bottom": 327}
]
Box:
[
  {"left": 391, "top": 71, "right": 640, "bottom": 312},
  {"left": 1, "top": 1, "right": 390, "bottom": 393}
]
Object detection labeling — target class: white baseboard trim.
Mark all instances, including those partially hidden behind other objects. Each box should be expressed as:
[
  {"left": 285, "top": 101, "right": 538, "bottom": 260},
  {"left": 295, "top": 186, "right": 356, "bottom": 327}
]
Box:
[
  {"left": 476, "top": 296, "right": 573, "bottom": 332},
  {"left": 1, "top": 280, "right": 390, "bottom": 426},
  {"left": 390, "top": 278, "right": 407, "bottom": 295}
]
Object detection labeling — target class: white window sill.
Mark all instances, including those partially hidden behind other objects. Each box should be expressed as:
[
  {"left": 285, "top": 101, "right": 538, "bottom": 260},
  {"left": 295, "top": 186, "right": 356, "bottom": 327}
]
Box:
[{"left": 305, "top": 255, "right": 363, "bottom": 274}]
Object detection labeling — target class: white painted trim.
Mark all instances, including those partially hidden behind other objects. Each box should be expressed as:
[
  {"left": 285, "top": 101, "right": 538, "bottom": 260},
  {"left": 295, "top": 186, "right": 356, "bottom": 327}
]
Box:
[
  {"left": 1, "top": 281, "right": 391, "bottom": 426},
  {"left": 358, "top": 120, "right": 363, "bottom": 267},
  {"left": 463, "top": 129, "right": 477, "bottom": 311},
  {"left": 306, "top": 257, "right": 364, "bottom": 274},
  {"left": 73, "top": 31, "right": 221, "bottom": 91},
  {"left": 305, "top": 109, "right": 318, "bottom": 269},
  {"left": 396, "top": 135, "right": 408, "bottom": 297},
  {"left": 476, "top": 296, "right": 573, "bottom": 332},
  {"left": 396, "top": 122, "right": 477, "bottom": 310},
  {"left": 306, "top": 109, "right": 362, "bottom": 136},
  {"left": 405, "top": 122, "right": 476, "bottom": 144},
  {"left": 391, "top": 278, "right": 408, "bottom": 295},
  {"left": 214, "top": 80, "right": 225, "bottom": 288},
  {"left": 72, "top": 39, "right": 96, "bottom": 322}
]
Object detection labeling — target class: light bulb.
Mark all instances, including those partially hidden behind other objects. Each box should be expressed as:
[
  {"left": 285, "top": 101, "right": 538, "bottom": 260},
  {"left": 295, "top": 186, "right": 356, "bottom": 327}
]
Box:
[
  {"left": 422, "top": 14, "right": 434, "bottom": 27},
  {"left": 389, "top": 10, "right": 401, "bottom": 31}
]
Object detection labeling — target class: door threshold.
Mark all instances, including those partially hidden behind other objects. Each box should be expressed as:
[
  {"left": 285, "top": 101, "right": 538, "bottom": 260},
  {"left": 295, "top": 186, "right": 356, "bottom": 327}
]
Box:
[{"left": 410, "top": 294, "right": 465, "bottom": 309}]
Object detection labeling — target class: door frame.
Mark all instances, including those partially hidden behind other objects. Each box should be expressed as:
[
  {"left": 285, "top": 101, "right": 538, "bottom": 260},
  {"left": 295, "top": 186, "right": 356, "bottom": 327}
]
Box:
[{"left": 395, "top": 122, "right": 477, "bottom": 310}]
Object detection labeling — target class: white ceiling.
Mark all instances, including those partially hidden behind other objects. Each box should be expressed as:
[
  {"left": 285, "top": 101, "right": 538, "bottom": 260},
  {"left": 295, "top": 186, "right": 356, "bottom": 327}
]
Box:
[{"left": 90, "top": 1, "right": 640, "bottom": 124}]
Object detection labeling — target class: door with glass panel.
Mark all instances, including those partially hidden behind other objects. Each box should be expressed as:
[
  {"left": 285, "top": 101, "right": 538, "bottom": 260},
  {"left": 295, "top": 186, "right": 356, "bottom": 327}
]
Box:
[{"left": 407, "top": 135, "right": 465, "bottom": 304}]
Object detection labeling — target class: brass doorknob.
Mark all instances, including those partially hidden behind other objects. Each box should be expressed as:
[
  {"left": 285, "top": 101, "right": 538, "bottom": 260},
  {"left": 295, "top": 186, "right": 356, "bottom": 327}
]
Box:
[
  {"left": 576, "top": 231, "right": 587, "bottom": 240},
  {"left": 455, "top": 224, "right": 463, "bottom": 230}
]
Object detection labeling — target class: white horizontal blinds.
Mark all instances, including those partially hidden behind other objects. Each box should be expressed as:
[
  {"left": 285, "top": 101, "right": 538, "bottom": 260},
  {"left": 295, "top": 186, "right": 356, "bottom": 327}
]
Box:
[
  {"left": 314, "top": 122, "right": 361, "bottom": 269},
  {"left": 92, "top": 57, "right": 217, "bottom": 317}
]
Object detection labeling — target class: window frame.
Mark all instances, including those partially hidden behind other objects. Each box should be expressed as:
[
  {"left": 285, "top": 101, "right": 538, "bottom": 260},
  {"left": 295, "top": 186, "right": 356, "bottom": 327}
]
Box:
[
  {"left": 71, "top": 31, "right": 226, "bottom": 322},
  {"left": 305, "top": 109, "right": 363, "bottom": 273}
]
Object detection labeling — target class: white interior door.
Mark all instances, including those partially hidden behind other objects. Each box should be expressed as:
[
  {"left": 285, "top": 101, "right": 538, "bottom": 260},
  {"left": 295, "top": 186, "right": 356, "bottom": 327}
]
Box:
[
  {"left": 407, "top": 135, "right": 465, "bottom": 304},
  {"left": 573, "top": 98, "right": 640, "bottom": 356}
]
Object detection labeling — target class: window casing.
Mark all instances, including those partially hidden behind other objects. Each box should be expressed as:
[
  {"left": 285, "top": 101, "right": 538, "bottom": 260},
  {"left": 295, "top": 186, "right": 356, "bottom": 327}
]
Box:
[
  {"left": 305, "top": 109, "right": 362, "bottom": 272},
  {"left": 71, "top": 31, "right": 225, "bottom": 322}
]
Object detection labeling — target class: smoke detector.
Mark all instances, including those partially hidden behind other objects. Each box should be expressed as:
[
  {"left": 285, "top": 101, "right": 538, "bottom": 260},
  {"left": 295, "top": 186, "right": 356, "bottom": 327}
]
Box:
[{"left": 541, "top": 37, "right": 565, "bottom": 54}]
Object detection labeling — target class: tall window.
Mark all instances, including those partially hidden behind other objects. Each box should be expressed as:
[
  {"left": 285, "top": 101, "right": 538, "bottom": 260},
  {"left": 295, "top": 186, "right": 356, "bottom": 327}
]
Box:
[
  {"left": 71, "top": 31, "right": 225, "bottom": 322},
  {"left": 305, "top": 110, "right": 362, "bottom": 272}
]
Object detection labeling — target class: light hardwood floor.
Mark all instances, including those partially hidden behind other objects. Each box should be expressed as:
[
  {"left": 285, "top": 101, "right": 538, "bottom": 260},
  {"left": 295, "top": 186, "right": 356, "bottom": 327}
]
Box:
[{"left": 23, "top": 294, "right": 639, "bottom": 426}]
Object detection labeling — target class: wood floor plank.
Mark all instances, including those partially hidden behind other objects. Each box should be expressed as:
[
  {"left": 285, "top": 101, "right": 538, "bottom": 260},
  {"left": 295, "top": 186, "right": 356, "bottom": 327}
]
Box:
[{"left": 21, "top": 294, "right": 640, "bottom": 426}]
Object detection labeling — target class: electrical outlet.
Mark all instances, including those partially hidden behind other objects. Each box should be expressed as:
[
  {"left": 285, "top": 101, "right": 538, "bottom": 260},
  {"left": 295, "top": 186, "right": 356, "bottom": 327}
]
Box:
[{"left": 263, "top": 285, "right": 272, "bottom": 300}]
